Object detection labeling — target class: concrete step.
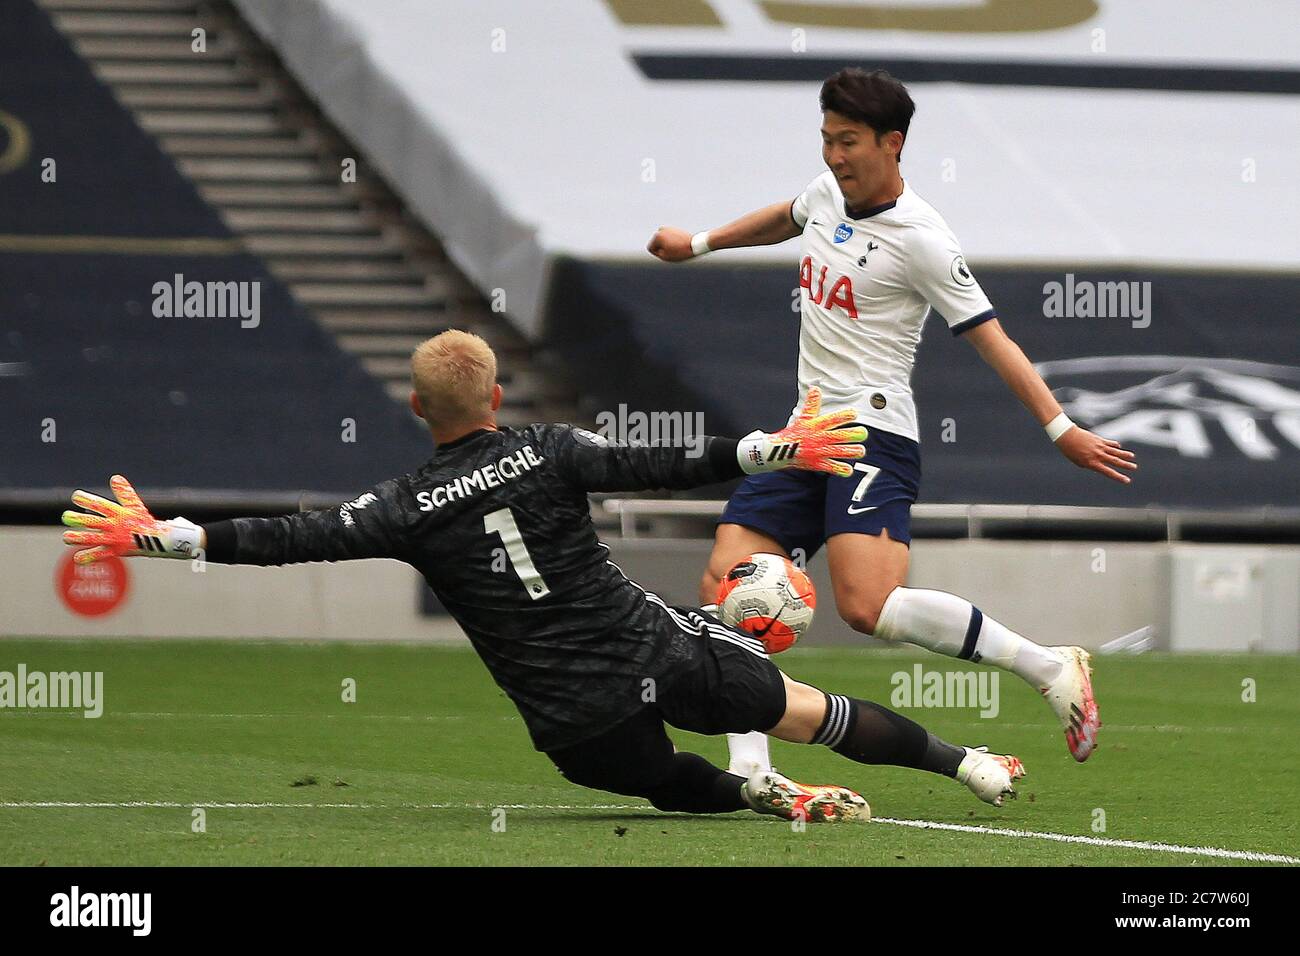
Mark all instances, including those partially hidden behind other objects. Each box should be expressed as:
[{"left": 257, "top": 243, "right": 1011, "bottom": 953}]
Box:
[
  {"left": 178, "top": 157, "right": 327, "bottom": 183},
  {"left": 316, "top": 310, "right": 450, "bottom": 334},
  {"left": 380, "top": 222, "right": 448, "bottom": 257},
  {"left": 41, "top": 0, "right": 199, "bottom": 10},
  {"left": 72, "top": 35, "right": 238, "bottom": 60},
  {"left": 53, "top": 11, "right": 208, "bottom": 35},
  {"left": 291, "top": 283, "right": 443, "bottom": 308},
  {"left": 364, "top": 356, "right": 422, "bottom": 380},
  {"left": 163, "top": 134, "right": 316, "bottom": 158},
  {"left": 93, "top": 61, "right": 247, "bottom": 85},
  {"left": 335, "top": 333, "right": 431, "bottom": 356},
  {"left": 115, "top": 85, "right": 276, "bottom": 110},
  {"left": 222, "top": 208, "right": 374, "bottom": 234},
  {"left": 268, "top": 260, "right": 417, "bottom": 284},
  {"left": 318, "top": 310, "right": 528, "bottom": 351},
  {"left": 243, "top": 234, "right": 405, "bottom": 257},
  {"left": 302, "top": 269, "right": 472, "bottom": 305},
  {"left": 198, "top": 183, "right": 361, "bottom": 207},
  {"left": 137, "top": 110, "right": 281, "bottom": 134}
]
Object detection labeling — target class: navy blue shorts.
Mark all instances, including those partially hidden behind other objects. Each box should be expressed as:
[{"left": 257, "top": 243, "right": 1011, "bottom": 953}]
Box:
[{"left": 718, "top": 425, "right": 921, "bottom": 560}]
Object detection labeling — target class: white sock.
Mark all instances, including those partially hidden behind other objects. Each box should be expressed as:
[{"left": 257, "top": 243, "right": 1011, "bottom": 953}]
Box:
[
  {"left": 704, "top": 603, "right": 775, "bottom": 775},
  {"left": 726, "top": 731, "right": 772, "bottom": 776},
  {"left": 874, "top": 587, "right": 1063, "bottom": 688}
]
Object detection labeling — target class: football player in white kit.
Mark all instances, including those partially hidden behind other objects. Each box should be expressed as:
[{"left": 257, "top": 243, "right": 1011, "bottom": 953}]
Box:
[{"left": 648, "top": 68, "right": 1136, "bottom": 777}]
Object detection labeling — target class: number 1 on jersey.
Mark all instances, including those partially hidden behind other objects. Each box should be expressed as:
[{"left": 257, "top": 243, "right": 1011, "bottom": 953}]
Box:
[{"left": 484, "top": 507, "right": 551, "bottom": 600}]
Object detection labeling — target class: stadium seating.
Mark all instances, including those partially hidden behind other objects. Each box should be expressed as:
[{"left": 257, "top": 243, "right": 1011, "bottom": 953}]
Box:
[{"left": 1, "top": 0, "right": 577, "bottom": 502}]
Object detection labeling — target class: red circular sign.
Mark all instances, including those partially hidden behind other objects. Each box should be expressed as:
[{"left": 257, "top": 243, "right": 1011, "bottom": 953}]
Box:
[{"left": 56, "top": 551, "right": 130, "bottom": 617}]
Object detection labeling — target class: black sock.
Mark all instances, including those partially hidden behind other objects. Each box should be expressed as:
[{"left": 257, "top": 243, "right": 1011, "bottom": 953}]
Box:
[
  {"left": 813, "top": 693, "right": 966, "bottom": 777},
  {"left": 643, "top": 752, "right": 747, "bottom": 814}
]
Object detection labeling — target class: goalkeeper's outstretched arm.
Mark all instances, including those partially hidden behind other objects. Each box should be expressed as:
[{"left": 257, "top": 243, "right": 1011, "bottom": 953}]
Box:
[
  {"left": 553, "top": 387, "right": 866, "bottom": 493},
  {"left": 61, "top": 390, "right": 862, "bottom": 566},
  {"left": 61, "top": 475, "right": 407, "bottom": 567}
]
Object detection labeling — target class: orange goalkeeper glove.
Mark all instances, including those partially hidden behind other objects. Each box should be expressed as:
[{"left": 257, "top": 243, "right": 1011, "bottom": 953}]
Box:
[
  {"left": 61, "top": 474, "right": 203, "bottom": 565},
  {"left": 736, "top": 387, "right": 867, "bottom": 479}
]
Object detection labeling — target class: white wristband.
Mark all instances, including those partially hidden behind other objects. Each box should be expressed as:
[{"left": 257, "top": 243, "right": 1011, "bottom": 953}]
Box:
[
  {"left": 736, "top": 430, "right": 767, "bottom": 473},
  {"left": 1044, "top": 412, "right": 1075, "bottom": 443},
  {"left": 163, "top": 517, "right": 204, "bottom": 558},
  {"left": 690, "top": 231, "right": 712, "bottom": 257}
]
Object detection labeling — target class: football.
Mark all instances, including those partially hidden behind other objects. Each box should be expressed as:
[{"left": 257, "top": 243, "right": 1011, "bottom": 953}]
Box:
[{"left": 715, "top": 552, "right": 816, "bottom": 653}]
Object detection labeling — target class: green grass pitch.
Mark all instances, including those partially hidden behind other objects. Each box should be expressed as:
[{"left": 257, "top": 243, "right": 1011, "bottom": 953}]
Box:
[{"left": 1, "top": 639, "right": 1296, "bottom": 866}]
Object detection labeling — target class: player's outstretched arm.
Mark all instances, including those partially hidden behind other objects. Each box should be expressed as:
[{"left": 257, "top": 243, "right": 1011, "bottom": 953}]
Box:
[
  {"left": 555, "top": 387, "right": 866, "bottom": 493},
  {"left": 62, "top": 475, "right": 406, "bottom": 566},
  {"left": 962, "top": 320, "right": 1138, "bottom": 484},
  {"left": 646, "top": 200, "right": 801, "bottom": 262},
  {"left": 61, "top": 475, "right": 204, "bottom": 565}
]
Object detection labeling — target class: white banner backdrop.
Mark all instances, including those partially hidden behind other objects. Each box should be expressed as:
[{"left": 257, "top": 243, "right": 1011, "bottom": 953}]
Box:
[{"left": 234, "top": 0, "right": 1300, "bottom": 335}]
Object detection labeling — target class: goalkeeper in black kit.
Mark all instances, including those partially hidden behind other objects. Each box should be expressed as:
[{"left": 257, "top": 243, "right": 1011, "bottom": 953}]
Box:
[{"left": 62, "top": 330, "right": 1028, "bottom": 822}]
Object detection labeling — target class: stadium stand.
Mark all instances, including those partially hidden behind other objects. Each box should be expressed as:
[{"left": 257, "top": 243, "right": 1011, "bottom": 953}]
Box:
[
  {"left": 228, "top": 0, "right": 1300, "bottom": 515},
  {"left": 548, "top": 260, "right": 1300, "bottom": 511},
  {"left": 1, "top": 0, "right": 578, "bottom": 511},
  {"left": 2, "top": 0, "right": 1296, "bottom": 649}
]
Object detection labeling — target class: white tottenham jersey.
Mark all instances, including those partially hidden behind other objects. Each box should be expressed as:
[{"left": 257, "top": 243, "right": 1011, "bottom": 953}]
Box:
[{"left": 789, "top": 172, "right": 995, "bottom": 443}]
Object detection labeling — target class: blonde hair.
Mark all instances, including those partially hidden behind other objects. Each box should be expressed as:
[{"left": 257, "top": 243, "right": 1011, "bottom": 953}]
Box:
[{"left": 410, "top": 330, "right": 498, "bottom": 429}]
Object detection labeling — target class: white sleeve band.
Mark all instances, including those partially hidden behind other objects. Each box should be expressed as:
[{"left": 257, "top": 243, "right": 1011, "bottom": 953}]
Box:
[
  {"left": 1045, "top": 412, "right": 1076, "bottom": 443},
  {"left": 690, "top": 231, "right": 712, "bottom": 257}
]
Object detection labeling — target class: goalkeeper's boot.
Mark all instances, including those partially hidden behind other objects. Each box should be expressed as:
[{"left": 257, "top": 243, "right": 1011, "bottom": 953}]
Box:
[
  {"left": 956, "top": 747, "right": 1024, "bottom": 807},
  {"left": 1040, "top": 646, "right": 1101, "bottom": 762},
  {"left": 742, "top": 770, "right": 870, "bottom": 823}
]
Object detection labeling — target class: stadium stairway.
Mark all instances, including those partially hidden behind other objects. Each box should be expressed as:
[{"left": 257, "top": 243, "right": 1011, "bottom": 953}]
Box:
[{"left": 37, "top": 0, "right": 578, "bottom": 429}]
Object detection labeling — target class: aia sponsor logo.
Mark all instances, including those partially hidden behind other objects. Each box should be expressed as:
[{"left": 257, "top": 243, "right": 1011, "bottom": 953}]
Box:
[
  {"left": 1038, "top": 356, "right": 1300, "bottom": 460},
  {"left": 798, "top": 255, "right": 858, "bottom": 320}
]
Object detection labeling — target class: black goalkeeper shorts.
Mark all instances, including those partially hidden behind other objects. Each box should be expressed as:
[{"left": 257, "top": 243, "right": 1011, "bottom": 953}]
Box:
[
  {"left": 546, "top": 605, "right": 787, "bottom": 794},
  {"left": 652, "top": 603, "right": 788, "bottom": 737}
]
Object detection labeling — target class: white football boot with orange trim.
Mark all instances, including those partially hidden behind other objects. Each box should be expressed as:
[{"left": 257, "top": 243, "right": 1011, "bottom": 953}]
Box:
[
  {"left": 742, "top": 770, "right": 870, "bottom": 823},
  {"left": 1041, "top": 646, "right": 1101, "bottom": 762},
  {"left": 956, "top": 747, "right": 1025, "bottom": 807}
]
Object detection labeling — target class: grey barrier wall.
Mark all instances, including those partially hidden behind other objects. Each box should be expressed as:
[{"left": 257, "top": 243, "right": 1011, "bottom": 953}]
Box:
[{"left": 6, "top": 528, "right": 1295, "bottom": 653}]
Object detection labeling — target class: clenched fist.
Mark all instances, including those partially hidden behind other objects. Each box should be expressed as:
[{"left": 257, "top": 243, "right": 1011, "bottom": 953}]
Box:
[{"left": 646, "top": 226, "right": 695, "bottom": 262}]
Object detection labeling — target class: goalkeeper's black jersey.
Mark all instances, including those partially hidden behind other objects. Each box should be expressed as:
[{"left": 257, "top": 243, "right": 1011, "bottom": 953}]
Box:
[{"left": 206, "top": 425, "right": 743, "bottom": 750}]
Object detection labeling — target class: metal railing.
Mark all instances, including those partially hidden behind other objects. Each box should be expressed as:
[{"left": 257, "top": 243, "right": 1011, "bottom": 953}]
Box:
[
  {"left": 5, "top": 487, "right": 1299, "bottom": 543},
  {"left": 600, "top": 498, "right": 1300, "bottom": 542}
]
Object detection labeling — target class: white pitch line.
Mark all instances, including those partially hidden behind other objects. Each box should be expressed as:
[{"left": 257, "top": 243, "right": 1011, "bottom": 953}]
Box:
[
  {"left": 0, "top": 801, "right": 640, "bottom": 810},
  {"left": 872, "top": 817, "right": 1300, "bottom": 864},
  {"left": 1, "top": 801, "right": 1294, "bottom": 863},
  {"left": 0, "top": 712, "right": 502, "bottom": 721}
]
